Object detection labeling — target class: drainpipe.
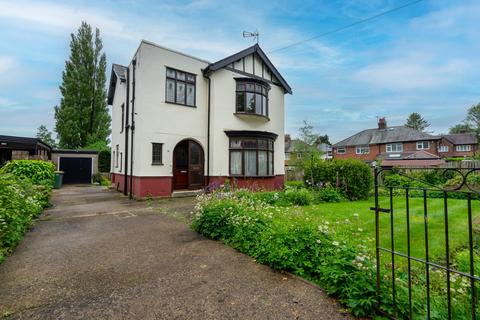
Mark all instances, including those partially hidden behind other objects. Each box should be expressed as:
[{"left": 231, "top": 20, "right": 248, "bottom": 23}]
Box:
[
  {"left": 124, "top": 68, "right": 130, "bottom": 196},
  {"left": 129, "top": 58, "right": 136, "bottom": 199},
  {"left": 206, "top": 74, "right": 211, "bottom": 186}
]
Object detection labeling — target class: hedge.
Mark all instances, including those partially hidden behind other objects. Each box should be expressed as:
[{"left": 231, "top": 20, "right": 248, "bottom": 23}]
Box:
[
  {"left": 0, "top": 160, "right": 55, "bottom": 262},
  {"left": 304, "top": 159, "right": 373, "bottom": 200},
  {"left": 0, "top": 160, "right": 55, "bottom": 186}
]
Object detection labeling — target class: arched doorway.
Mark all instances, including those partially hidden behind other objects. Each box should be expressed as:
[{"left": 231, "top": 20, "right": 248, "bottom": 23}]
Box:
[{"left": 173, "top": 140, "right": 205, "bottom": 190}]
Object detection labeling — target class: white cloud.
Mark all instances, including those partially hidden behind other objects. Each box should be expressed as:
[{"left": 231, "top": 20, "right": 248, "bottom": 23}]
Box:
[{"left": 0, "top": 0, "right": 137, "bottom": 40}]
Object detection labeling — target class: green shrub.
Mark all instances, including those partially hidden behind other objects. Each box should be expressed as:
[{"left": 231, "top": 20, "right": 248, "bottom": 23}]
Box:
[
  {"left": 284, "top": 188, "right": 313, "bottom": 206},
  {"left": 0, "top": 173, "right": 45, "bottom": 261},
  {"left": 304, "top": 159, "right": 373, "bottom": 200},
  {"left": 191, "top": 191, "right": 381, "bottom": 317},
  {"left": 0, "top": 160, "right": 55, "bottom": 186},
  {"left": 98, "top": 150, "right": 111, "bottom": 173},
  {"left": 285, "top": 180, "right": 304, "bottom": 189},
  {"left": 315, "top": 185, "right": 343, "bottom": 203},
  {"left": 92, "top": 173, "right": 111, "bottom": 187}
]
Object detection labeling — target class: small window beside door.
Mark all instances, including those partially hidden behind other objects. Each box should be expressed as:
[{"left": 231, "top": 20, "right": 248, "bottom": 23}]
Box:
[{"left": 152, "top": 143, "right": 163, "bottom": 165}]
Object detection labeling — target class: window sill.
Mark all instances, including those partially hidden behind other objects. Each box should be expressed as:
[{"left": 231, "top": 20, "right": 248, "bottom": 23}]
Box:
[
  {"left": 152, "top": 163, "right": 164, "bottom": 166},
  {"left": 234, "top": 112, "right": 270, "bottom": 122},
  {"left": 230, "top": 175, "right": 275, "bottom": 179},
  {"left": 165, "top": 101, "right": 196, "bottom": 108}
]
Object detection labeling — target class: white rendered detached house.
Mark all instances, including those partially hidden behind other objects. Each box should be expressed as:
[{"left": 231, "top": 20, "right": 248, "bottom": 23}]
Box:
[{"left": 107, "top": 40, "right": 292, "bottom": 198}]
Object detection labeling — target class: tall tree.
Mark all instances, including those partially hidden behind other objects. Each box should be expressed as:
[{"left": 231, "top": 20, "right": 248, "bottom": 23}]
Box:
[
  {"left": 405, "top": 112, "right": 430, "bottom": 131},
  {"left": 55, "top": 21, "right": 110, "bottom": 149},
  {"left": 465, "top": 102, "right": 480, "bottom": 137},
  {"left": 36, "top": 125, "right": 57, "bottom": 148},
  {"left": 449, "top": 123, "right": 474, "bottom": 134}
]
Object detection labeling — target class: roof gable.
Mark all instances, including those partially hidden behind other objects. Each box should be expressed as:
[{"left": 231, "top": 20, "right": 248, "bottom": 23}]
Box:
[
  {"left": 203, "top": 44, "right": 292, "bottom": 94},
  {"left": 107, "top": 64, "right": 127, "bottom": 105}
]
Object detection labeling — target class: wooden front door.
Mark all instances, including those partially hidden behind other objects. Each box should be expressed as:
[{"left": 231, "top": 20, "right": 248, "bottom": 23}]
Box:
[{"left": 173, "top": 140, "right": 204, "bottom": 190}]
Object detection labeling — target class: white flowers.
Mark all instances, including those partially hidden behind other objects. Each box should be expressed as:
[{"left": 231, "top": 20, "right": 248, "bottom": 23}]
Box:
[
  {"left": 316, "top": 239, "right": 321, "bottom": 244},
  {"left": 353, "top": 213, "right": 359, "bottom": 218},
  {"left": 332, "top": 241, "right": 339, "bottom": 246}
]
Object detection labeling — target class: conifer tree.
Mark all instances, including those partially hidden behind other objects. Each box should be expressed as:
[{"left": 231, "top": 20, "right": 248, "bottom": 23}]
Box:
[
  {"left": 405, "top": 112, "right": 430, "bottom": 131},
  {"left": 55, "top": 22, "right": 110, "bottom": 149}
]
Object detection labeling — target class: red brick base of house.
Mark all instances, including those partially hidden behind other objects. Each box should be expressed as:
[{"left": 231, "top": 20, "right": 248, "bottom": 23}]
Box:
[{"left": 111, "top": 173, "right": 285, "bottom": 198}]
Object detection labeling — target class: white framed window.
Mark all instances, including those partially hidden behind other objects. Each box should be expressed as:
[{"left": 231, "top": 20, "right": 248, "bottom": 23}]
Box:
[
  {"left": 336, "top": 147, "right": 346, "bottom": 154},
  {"left": 438, "top": 145, "right": 449, "bottom": 153},
  {"left": 416, "top": 141, "right": 430, "bottom": 150},
  {"left": 386, "top": 143, "right": 403, "bottom": 153},
  {"left": 355, "top": 145, "right": 370, "bottom": 154},
  {"left": 456, "top": 145, "right": 471, "bottom": 152},
  {"left": 285, "top": 153, "right": 291, "bottom": 160}
]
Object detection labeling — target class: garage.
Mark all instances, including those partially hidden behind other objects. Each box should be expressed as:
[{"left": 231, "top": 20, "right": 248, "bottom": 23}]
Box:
[{"left": 51, "top": 150, "right": 99, "bottom": 184}]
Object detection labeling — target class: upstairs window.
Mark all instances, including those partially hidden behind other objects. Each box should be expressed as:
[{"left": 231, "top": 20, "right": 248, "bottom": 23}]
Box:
[
  {"left": 120, "top": 103, "right": 124, "bottom": 133},
  {"left": 356, "top": 145, "right": 370, "bottom": 154},
  {"left": 152, "top": 143, "right": 163, "bottom": 165},
  {"left": 235, "top": 80, "right": 269, "bottom": 117},
  {"left": 386, "top": 143, "right": 403, "bottom": 153},
  {"left": 456, "top": 145, "right": 471, "bottom": 152},
  {"left": 166, "top": 67, "right": 196, "bottom": 107},
  {"left": 416, "top": 141, "right": 430, "bottom": 150}
]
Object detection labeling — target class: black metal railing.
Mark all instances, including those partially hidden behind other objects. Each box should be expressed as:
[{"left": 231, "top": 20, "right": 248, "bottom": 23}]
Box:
[{"left": 373, "top": 167, "right": 479, "bottom": 319}]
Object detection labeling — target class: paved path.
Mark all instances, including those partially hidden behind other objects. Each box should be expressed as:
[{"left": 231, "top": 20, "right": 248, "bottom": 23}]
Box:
[{"left": 0, "top": 185, "right": 352, "bottom": 319}]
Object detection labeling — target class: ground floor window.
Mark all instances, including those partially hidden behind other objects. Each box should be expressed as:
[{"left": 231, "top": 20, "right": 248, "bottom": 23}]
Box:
[
  {"left": 228, "top": 135, "right": 275, "bottom": 177},
  {"left": 152, "top": 143, "right": 163, "bottom": 165},
  {"left": 456, "top": 145, "right": 471, "bottom": 152}
]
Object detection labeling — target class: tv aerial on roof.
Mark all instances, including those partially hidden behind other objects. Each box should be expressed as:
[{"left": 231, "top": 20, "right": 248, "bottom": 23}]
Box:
[{"left": 243, "top": 30, "right": 259, "bottom": 44}]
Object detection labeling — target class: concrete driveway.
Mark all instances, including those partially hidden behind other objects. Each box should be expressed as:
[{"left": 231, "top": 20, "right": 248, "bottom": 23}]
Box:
[{"left": 0, "top": 185, "right": 352, "bottom": 319}]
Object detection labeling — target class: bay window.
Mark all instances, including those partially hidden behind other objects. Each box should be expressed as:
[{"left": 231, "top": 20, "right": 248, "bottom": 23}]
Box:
[
  {"left": 228, "top": 135, "right": 275, "bottom": 177},
  {"left": 235, "top": 79, "right": 269, "bottom": 117}
]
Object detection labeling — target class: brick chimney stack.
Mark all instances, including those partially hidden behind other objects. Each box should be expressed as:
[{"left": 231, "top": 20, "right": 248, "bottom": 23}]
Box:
[{"left": 378, "top": 117, "right": 387, "bottom": 129}]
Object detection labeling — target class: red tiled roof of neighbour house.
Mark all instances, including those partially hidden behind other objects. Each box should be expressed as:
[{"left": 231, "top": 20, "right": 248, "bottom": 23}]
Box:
[{"left": 381, "top": 159, "right": 446, "bottom": 167}]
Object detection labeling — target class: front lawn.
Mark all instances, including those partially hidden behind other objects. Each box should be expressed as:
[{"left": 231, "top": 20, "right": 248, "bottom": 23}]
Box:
[
  {"left": 303, "top": 196, "right": 480, "bottom": 268},
  {"left": 191, "top": 189, "right": 480, "bottom": 319}
]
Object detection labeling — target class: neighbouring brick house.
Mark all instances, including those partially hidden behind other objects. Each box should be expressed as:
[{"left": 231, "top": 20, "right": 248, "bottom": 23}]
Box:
[{"left": 332, "top": 118, "right": 478, "bottom": 167}]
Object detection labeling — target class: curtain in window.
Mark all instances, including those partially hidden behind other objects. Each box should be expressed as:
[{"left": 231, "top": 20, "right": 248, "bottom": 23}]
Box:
[
  {"left": 176, "top": 82, "right": 185, "bottom": 104},
  {"left": 186, "top": 84, "right": 195, "bottom": 106},
  {"left": 166, "top": 79, "right": 175, "bottom": 102},
  {"left": 244, "top": 151, "right": 257, "bottom": 176},
  {"left": 258, "top": 151, "right": 267, "bottom": 176},
  {"left": 268, "top": 151, "right": 274, "bottom": 176},
  {"left": 230, "top": 151, "right": 242, "bottom": 175}
]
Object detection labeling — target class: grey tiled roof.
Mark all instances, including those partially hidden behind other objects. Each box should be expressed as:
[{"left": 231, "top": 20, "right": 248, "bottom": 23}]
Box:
[
  {"left": 334, "top": 126, "right": 439, "bottom": 147},
  {"left": 442, "top": 133, "right": 477, "bottom": 145},
  {"left": 112, "top": 64, "right": 127, "bottom": 81}
]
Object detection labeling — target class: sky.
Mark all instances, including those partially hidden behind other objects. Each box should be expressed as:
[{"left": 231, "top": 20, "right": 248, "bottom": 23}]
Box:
[{"left": 0, "top": 0, "right": 479, "bottom": 144}]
